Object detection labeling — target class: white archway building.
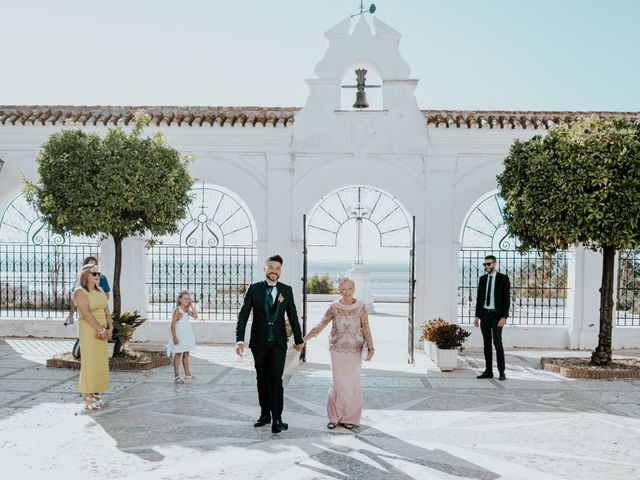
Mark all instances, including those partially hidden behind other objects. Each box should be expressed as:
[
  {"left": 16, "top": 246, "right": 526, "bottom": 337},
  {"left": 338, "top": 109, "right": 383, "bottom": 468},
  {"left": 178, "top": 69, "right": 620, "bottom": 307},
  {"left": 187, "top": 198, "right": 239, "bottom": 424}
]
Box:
[{"left": 0, "top": 16, "right": 638, "bottom": 349}]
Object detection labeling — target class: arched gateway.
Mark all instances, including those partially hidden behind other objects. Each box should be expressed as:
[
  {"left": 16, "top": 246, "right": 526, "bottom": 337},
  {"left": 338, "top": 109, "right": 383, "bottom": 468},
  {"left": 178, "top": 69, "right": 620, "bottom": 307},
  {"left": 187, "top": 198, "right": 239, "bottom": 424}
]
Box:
[{"left": 303, "top": 185, "right": 417, "bottom": 363}]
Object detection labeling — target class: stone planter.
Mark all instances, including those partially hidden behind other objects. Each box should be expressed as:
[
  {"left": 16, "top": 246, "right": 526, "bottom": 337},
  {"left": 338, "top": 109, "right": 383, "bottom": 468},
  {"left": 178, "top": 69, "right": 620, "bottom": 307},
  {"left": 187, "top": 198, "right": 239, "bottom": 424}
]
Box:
[
  {"left": 435, "top": 348, "right": 458, "bottom": 372},
  {"left": 423, "top": 340, "right": 437, "bottom": 362},
  {"left": 47, "top": 351, "right": 171, "bottom": 371}
]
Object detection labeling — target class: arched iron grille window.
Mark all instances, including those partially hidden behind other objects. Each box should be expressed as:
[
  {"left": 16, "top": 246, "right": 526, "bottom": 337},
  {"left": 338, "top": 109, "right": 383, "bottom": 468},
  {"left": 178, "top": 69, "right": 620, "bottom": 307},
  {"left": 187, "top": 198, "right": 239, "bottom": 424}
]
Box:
[
  {"left": 306, "top": 185, "right": 412, "bottom": 297},
  {"left": 458, "top": 192, "right": 569, "bottom": 326},
  {"left": 147, "top": 183, "right": 257, "bottom": 321},
  {"left": 616, "top": 250, "right": 640, "bottom": 326},
  {"left": 0, "top": 192, "right": 99, "bottom": 318},
  {"left": 308, "top": 185, "right": 411, "bottom": 248}
]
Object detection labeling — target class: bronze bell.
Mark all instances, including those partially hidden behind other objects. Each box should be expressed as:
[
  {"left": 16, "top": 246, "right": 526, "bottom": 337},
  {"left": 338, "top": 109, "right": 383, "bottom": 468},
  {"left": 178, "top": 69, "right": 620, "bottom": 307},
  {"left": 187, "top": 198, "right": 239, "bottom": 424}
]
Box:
[
  {"left": 353, "top": 90, "right": 369, "bottom": 109},
  {"left": 353, "top": 68, "right": 370, "bottom": 109}
]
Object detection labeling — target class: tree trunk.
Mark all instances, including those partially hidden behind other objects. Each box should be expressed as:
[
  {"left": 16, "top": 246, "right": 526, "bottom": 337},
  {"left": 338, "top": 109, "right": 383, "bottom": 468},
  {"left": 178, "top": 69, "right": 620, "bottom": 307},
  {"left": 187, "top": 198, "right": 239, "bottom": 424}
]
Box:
[
  {"left": 112, "top": 234, "right": 124, "bottom": 356},
  {"left": 591, "top": 246, "right": 616, "bottom": 365}
]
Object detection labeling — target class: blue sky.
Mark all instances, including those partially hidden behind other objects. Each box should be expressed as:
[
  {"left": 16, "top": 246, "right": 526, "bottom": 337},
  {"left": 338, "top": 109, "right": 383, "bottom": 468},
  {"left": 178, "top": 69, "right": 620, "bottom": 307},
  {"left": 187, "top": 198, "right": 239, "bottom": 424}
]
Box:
[{"left": 3, "top": 0, "right": 639, "bottom": 111}]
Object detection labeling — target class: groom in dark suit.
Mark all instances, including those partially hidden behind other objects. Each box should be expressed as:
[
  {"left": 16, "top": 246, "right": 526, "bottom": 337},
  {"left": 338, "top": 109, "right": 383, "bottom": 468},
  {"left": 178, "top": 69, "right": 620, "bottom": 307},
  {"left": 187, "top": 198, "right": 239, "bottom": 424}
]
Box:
[
  {"left": 235, "top": 255, "right": 304, "bottom": 433},
  {"left": 474, "top": 255, "right": 510, "bottom": 381}
]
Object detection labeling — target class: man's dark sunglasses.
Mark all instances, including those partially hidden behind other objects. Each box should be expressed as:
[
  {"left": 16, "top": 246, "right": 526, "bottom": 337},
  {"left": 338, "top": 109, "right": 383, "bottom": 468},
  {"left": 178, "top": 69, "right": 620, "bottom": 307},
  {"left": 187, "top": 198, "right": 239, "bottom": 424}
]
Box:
[{"left": 482, "top": 262, "right": 494, "bottom": 267}]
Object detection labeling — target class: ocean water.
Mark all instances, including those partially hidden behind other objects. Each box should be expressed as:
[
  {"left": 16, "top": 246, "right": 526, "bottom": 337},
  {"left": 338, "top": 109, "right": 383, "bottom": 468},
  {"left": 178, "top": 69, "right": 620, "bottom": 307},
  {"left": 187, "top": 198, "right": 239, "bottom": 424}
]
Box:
[{"left": 308, "top": 261, "right": 410, "bottom": 295}]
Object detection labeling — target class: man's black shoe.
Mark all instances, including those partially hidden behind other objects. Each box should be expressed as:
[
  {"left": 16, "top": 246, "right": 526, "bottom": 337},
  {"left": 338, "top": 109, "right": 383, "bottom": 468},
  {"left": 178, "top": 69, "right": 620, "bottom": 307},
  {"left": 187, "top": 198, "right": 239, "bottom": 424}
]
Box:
[
  {"left": 499, "top": 373, "right": 506, "bottom": 381},
  {"left": 476, "top": 372, "right": 494, "bottom": 379},
  {"left": 254, "top": 414, "right": 271, "bottom": 427},
  {"left": 272, "top": 419, "right": 288, "bottom": 433}
]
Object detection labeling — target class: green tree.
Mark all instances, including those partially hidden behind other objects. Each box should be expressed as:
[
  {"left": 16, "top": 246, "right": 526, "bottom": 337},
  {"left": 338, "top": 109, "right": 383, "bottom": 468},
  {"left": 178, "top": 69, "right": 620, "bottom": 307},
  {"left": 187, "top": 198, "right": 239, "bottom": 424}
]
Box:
[
  {"left": 24, "top": 112, "right": 193, "bottom": 355},
  {"left": 497, "top": 117, "right": 640, "bottom": 365},
  {"left": 306, "top": 274, "right": 336, "bottom": 294}
]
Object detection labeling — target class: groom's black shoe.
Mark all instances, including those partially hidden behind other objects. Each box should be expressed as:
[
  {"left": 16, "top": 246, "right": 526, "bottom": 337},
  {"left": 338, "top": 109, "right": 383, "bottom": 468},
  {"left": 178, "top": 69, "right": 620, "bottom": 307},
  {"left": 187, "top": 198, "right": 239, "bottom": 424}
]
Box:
[
  {"left": 476, "top": 371, "right": 494, "bottom": 379},
  {"left": 271, "top": 419, "right": 288, "bottom": 433},
  {"left": 254, "top": 414, "right": 271, "bottom": 427},
  {"left": 499, "top": 372, "right": 506, "bottom": 381}
]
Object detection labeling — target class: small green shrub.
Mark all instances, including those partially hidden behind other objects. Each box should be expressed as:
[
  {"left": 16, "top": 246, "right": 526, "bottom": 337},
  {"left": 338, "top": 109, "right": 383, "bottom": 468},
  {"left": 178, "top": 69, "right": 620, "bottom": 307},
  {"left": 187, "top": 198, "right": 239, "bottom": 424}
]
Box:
[{"left": 306, "top": 274, "right": 336, "bottom": 294}]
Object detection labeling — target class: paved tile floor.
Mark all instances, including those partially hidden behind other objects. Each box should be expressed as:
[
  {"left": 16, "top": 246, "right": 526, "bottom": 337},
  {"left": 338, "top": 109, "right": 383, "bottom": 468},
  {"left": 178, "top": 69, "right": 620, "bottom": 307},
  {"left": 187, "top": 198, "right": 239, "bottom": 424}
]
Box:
[{"left": 1, "top": 302, "right": 640, "bottom": 480}]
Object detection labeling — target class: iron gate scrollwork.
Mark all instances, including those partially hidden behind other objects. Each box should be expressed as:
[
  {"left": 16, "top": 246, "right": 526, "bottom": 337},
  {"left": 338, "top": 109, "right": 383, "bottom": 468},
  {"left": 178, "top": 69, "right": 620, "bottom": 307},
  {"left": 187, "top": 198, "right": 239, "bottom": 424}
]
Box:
[
  {"left": 147, "top": 184, "right": 257, "bottom": 321},
  {"left": 0, "top": 192, "right": 99, "bottom": 318},
  {"left": 458, "top": 192, "right": 569, "bottom": 326},
  {"left": 617, "top": 249, "right": 640, "bottom": 326}
]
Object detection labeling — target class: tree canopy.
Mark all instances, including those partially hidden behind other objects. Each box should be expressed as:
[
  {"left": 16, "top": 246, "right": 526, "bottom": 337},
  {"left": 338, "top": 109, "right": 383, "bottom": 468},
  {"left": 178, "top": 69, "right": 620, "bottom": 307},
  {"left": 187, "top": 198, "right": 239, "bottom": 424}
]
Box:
[
  {"left": 498, "top": 117, "right": 640, "bottom": 253},
  {"left": 25, "top": 113, "right": 193, "bottom": 241},
  {"left": 498, "top": 117, "right": 640, "bottom": 364},
  {"left": 24, "top": 112, "right": 193, "bottom": 356}
]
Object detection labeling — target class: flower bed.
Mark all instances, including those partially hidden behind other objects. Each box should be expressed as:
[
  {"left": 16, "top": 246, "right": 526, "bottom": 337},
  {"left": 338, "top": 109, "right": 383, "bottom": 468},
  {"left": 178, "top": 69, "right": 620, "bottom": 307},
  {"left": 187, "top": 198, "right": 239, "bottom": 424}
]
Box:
[
  {"left": 540, "top": 357, "right": 640, "bottom": 379},
  {"left": 47, "top": 350, "right": 170, "bottom": 371}
]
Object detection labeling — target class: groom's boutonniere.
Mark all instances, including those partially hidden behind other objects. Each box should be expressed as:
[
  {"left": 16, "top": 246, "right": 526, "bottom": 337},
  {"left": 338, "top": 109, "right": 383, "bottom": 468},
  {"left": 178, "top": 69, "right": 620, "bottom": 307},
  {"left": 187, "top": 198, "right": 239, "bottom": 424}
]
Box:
[{"left": 277, "top": 294, "right": 285, "bottom": 303}]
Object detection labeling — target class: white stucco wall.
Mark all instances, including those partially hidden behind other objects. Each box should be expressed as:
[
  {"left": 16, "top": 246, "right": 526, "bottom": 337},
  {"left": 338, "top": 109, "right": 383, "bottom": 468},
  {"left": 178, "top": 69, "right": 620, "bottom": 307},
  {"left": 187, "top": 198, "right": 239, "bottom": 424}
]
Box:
[{"left": 0, "top": 15, "right": 638, "bottom": 349}]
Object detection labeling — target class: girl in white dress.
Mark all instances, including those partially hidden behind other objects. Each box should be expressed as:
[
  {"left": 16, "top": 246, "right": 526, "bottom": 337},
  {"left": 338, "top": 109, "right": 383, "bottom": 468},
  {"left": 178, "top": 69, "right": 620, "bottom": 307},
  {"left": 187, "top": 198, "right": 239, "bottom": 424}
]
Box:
[{"left": 168, "top": 291, "right": 197, "bottom": 383}]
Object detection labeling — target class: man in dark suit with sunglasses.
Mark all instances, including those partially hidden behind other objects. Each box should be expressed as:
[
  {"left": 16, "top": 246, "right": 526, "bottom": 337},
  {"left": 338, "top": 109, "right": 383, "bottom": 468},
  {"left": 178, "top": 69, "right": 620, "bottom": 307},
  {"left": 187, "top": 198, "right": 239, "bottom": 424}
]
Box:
[{"left": 474, "top": 255, "right": 510, "bottom": 381}]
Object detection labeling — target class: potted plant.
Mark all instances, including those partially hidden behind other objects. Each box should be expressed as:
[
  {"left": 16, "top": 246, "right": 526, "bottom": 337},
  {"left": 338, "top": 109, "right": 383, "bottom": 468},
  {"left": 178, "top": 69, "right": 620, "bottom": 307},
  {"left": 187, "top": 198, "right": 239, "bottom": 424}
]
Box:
[
  {"left": 427, "top": 320, "right": 471, "bottom": 371},
  {"left": 419, "top": 318, "right": 447, "bottom": 361},
  {"left": 111, "top": 310, "right": 146, "bottom": 357}
]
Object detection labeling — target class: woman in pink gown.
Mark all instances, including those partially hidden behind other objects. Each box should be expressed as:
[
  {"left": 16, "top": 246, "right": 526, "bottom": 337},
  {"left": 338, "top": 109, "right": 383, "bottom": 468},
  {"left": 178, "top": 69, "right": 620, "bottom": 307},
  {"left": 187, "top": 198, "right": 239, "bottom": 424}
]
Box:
[{"left": 303, "top": 277, "right": 375, "bottom": 430}]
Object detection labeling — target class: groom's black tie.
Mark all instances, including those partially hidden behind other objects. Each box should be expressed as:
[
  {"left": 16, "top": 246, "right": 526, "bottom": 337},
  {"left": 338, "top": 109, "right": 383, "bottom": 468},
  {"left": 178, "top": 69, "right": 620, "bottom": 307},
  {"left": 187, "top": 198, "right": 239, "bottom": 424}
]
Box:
[
  {"left": 486, "top": 275, "right": 493, "bottom": 308},
  {"left": 266, "top": 285, "right": 274, "bottom": 306},
  {"left": 266, "top": 285, "right": 276, "bottom": 342}
]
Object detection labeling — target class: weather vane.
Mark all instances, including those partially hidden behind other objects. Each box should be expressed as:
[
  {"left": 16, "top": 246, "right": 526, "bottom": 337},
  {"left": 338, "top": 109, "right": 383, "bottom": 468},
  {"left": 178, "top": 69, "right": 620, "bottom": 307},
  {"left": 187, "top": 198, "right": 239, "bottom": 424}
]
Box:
[{"left": 351, "top": 1, "right": 376, "bottom": 18}]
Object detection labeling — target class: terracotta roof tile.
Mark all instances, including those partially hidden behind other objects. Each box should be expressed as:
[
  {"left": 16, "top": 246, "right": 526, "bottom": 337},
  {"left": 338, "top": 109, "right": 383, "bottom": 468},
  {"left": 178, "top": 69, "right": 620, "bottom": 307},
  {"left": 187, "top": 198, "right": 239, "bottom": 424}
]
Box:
[
  {"left": 0, "top": 106, "right": 638, "bottom": 130},
  {"left": 424, "top": 110, "right": 639, "bottom": 129},
  {"left": 0, "top": 106, "right": 299, "bottom": 128}
]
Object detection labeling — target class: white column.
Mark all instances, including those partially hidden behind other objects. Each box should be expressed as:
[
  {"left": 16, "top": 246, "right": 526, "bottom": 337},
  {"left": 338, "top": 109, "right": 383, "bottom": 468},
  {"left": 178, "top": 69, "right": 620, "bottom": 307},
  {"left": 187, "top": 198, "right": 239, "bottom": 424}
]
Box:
[
  {"left": 99, "top": 237, "right": 115, "bottom": 312},
  {"left": 451, "top": 240, "right": 462, "bottom": 322},
  {"left": 423, "top": 155, "right": 457, "bottom": 323},
  {"left": 413, "top": 239, "right": 426, "bottom": 343},
  {"left": 571, "top": 247, "right": 601, "bottom": 349},
  {"left": 100, "top": 235, "right": 148, "bottom": 316},
  {"left": 566, "top": 248, "right": 579, "bottom": 348},
  {"left": 265, "top": 154, "right": 296, "bottom": 286}
]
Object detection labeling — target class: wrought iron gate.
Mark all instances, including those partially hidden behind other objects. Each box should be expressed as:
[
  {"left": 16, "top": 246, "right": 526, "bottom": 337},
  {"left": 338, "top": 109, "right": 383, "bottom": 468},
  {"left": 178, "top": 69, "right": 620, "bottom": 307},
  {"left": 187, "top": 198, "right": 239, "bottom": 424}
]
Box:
[
  {"left": 301, "top": 214, "right": 308, "bottom": 362},
  {"left": 302, "top": 186, "right": 414, "bottom": 363},
  {"left": 147, "top": 183, "right": 257, "bottom": 321},
  {"left": 408, "top": 216, "right": 416, "bottom": 364}
]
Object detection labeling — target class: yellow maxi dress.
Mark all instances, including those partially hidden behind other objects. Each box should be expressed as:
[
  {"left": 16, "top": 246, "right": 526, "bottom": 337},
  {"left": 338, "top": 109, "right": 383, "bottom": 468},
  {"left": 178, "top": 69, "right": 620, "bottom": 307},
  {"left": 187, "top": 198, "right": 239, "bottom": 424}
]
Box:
[{"left": 77, "top": 287, "right": 109, "bottom": 394}]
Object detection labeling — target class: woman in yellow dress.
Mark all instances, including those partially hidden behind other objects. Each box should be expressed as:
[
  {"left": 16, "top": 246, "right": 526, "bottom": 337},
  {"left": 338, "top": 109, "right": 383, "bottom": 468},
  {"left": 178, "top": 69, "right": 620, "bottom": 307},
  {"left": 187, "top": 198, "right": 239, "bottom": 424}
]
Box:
[{"left": 75, "top": 263, "right": 112, "bottom": 410}]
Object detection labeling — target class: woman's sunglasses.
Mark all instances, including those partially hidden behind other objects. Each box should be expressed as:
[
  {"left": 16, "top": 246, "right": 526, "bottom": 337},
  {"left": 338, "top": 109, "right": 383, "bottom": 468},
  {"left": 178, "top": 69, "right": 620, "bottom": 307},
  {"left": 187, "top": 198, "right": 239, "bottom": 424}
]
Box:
[{"left": 90, "top": 272, "right": 101, "bottom": 277}]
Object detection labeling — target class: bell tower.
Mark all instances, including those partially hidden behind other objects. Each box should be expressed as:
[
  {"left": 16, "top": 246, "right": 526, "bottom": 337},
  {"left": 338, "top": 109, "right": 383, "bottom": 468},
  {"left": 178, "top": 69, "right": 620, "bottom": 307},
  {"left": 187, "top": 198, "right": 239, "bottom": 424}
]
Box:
[{"left": 293, "top": 15, "right": 428, "bottom": 154}]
